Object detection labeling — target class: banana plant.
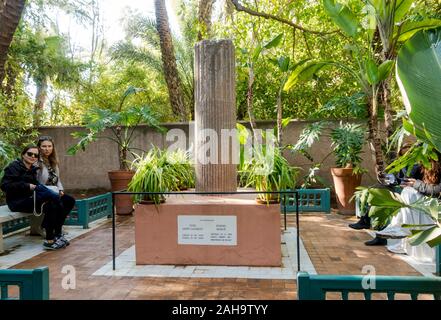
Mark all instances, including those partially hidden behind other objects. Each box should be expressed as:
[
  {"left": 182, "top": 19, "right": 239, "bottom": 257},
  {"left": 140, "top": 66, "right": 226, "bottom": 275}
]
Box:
[
  {"left": 284, "top": 0, "right": 441, "bottom": 176},
  {"left": 368, "top": 27, "right": 441, "bottom": 248},
  {"left": 396, "top": 26, "right": 441, "bottom": 151},
  {"left": 366, "top": 187, "right": 441, "bottom": 247}
]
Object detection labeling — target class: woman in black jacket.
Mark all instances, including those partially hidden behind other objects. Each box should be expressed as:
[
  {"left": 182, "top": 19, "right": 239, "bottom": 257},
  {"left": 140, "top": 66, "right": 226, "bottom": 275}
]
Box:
[{"left": 0, "top": 145, "right": 66, "bottom": 250}]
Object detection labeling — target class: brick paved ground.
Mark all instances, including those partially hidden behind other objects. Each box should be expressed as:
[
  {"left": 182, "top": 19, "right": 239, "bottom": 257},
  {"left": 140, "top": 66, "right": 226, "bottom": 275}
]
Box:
[{"left": 10, "top": 211, "right": 429, "bottom": 300}]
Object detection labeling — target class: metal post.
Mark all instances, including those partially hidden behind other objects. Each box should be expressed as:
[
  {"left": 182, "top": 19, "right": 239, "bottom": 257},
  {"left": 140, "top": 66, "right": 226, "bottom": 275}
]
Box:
[
  {"left": 283, "top": 193, "right": 287, "bottom": 231},
  {"left": 112, "top": 192, "right": 116, "bottom": 271},
  {"left": 296, "top": 191, "right": 300, "bottom": 272}
]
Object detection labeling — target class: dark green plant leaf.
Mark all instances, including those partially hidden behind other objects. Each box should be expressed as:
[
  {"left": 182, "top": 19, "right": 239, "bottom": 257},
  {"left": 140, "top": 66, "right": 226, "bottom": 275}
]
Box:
[
  {"left": 278, "top": 56, "right": 290, "bottom": 72},
  {"left": 394, "top": 0, "right": 413, "bottom": 22},
  {"left": 284, "top": 61, "right": 332, "bottom": 91},
  {"left": 398, "top": 20, "right": 441, "bottom": 43},
  {"left": 323, "top": 0, "right": 359, "bottom": 38},
  {"left": 263, "top": 34, "right": 283, "bottom": 49},
  {"left": 396, "top": 27, "right": 441, "bottom": 152},
  {"left": 408, "top": 226, "right": 441, "bottom": 247},
  {"left": 365, "top": 59, "right": 380, "bottom": 85},
  {"left": 378, "top": 60, "right": 394, "bottom": 81}
]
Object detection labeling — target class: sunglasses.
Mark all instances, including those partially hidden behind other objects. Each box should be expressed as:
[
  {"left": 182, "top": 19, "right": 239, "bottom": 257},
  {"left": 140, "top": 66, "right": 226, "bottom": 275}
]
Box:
[
  {"left": 38, "top": 136, "right": 53, "bottom": 142},
  {"left": 26, "top": 152, "right": 39, "bottom": 158}
]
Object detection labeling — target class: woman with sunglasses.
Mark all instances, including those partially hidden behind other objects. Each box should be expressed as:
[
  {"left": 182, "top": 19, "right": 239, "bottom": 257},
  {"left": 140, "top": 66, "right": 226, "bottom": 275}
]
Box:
[
  {"left": 0, "top": 145, "right": 66, "bottom": 250},
  {"left": 37, "top": 136, "right": 75, "bottom": 247}
]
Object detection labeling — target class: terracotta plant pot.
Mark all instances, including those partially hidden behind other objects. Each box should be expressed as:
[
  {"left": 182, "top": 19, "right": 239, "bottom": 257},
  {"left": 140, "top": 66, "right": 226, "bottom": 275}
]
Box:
[
  {"left": 108, "top": 170, "right": 135, "bottom": 215},
  {"left": 331, "top": 167, "right": 362, "bottom": 215}
]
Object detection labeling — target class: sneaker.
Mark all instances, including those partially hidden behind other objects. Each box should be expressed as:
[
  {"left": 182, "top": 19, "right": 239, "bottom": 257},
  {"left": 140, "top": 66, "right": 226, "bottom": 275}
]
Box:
[
  {"left": 376, "top": 226, "right": 410, "bottom": 239},
  {"left": 387, "top": 246, "right": 407, "bottom": 254},
  {"left": 43, "top": 239, "right": 66, "bottom": 250},
  {"left": 55, "top": 235, "right": 70, "bottom": 246}
]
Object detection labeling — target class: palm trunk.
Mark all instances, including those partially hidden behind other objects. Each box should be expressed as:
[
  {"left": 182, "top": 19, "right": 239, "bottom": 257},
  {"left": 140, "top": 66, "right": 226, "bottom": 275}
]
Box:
[
  {"left": 0, "top": 0, "right": 26, "bottom": 85},
  {"left": 154, "top": 0, "right": 188, "bottom": 122},
  {"left": 367, "top": 95, "right": 385, "bottom": 177},
  {"left": 33, "top": 77, "right": 48, "bottom": 128},
  {"left": 276, "top": 84, "right": 283, "bottom": 147},
  {"left": 381, "top": 77, "right": 395, "bottom": 160},
  {"left": 246, "top": 64, "right": 258, "bottom": 140},
  {"left": 197, "top": 0, "right": 215, "bottom": 41}
]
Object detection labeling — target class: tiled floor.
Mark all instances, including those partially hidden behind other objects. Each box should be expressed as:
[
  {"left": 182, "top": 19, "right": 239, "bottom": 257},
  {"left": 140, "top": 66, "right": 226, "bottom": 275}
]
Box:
[
  {"left": 3, "top": 211, "right": 437, "bottom": 300},
  {"left": 0, "top": 218, "right": 109, "bottom": 269}
]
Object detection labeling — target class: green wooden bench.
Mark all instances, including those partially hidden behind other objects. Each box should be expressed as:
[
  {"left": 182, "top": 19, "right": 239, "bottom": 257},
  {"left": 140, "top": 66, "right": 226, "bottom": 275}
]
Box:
[
  {"left": 297, "top": 272, "right": 441, "bottom": 300},
  {"left": 0, "top": 267, "right": 49, "bottom": 300}
]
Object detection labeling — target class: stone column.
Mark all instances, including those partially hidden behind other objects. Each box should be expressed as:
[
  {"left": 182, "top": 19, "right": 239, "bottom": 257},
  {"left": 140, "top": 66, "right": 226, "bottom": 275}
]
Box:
[{"left": 194, "top": 39, "right": 237, "bottom": 193}]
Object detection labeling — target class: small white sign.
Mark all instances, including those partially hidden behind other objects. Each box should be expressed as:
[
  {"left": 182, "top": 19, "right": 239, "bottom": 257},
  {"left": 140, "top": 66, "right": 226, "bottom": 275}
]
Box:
[{"left": 178, "top": 215, "right": 237, "bottom": 246}]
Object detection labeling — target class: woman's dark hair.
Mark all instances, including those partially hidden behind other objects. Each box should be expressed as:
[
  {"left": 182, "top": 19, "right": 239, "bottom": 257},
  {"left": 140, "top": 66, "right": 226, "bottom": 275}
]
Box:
[
  {"left": 422, "top": 150, "right": 441, "bottom": 185},
  {"left": 37, "top": 136, "right": 58, "bottom": 168},
  {"left": 21, "top": 144, "right": 39, "bottom": 157}
]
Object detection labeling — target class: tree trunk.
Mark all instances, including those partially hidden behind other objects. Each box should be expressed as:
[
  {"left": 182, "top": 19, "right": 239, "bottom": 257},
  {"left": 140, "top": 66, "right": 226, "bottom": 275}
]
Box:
[
  {"left": 154, "top": 0, "right": 188, "bottom": 122},
  {"left": 197, "top": 0, "right": 215, "bottom": 41},
  {"left": 33, "top": 77, "right": 48, "bottom": 128},
  {"left": 276, "top": 85, "right": 283, "bottom": 146},
  {"left": 0, "top": 0, "right": 26, "bottom": 85},
  {"left": 381, "top": 77, "right": 396, "bottom": 160},
  {"left": 246, "top": 64, "right": 258, "bottom": 140},
  {"left": 366, "top": 96, "right": 385, "bottom": 178}
]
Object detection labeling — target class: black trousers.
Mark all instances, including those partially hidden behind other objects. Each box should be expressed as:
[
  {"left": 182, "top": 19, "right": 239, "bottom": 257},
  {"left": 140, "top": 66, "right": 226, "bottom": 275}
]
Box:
[{"left": 7, "top": 194, "right": 75, "bottom": 241}]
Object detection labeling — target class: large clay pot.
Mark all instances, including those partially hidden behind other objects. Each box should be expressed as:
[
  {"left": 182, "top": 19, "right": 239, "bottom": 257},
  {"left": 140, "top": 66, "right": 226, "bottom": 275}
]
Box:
[
  {"left": 108, "top": 170, "right": 135, "bottom": 215},
  {"left": 331, "top": 168, "right": 362, "bottom": 215}
]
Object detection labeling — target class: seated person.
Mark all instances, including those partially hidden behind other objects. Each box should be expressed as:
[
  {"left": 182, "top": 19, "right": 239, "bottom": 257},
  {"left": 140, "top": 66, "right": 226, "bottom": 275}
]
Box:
[
  {"left": 0, "top": 145, "right": 67, "bottom": 250},
  {"left": 349, "top": 143, "right": 422, "bottom": 246},
  {"left": 376, "top": 153, "right": 440, "bottom": 262}
]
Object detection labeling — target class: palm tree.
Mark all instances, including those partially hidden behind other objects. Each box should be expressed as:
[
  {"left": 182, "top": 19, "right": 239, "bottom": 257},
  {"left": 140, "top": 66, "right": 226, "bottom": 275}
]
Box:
[
  {"left": 0, "top": 0, "right": 26, "bottom": 86},
  {"left": 111, "top": 13, "right": 195, "bottom": 118},
  {"left": 154, "top": 0, "right": 188, "bottom": 122}
]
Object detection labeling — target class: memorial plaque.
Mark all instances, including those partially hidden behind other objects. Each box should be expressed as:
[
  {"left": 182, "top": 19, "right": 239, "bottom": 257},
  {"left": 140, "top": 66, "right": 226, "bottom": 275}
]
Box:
[{"left": 178, "top": 215, "right": 237, "bottom": 246}]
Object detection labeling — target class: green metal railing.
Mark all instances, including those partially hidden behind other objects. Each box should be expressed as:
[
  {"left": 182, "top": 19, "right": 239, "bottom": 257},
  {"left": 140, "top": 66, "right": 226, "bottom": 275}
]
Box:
[
  {"left": 65, "top": 192, "right": 112, "bottom": 229},
  {"left": 297, "top": 272, "right": 441, "bottom": 300},
  {"left": 0, "top": 267, "right": 49, "bottom": 300},
  {"left": 282, "top": 188, "right": 331, "bottom": 213}
]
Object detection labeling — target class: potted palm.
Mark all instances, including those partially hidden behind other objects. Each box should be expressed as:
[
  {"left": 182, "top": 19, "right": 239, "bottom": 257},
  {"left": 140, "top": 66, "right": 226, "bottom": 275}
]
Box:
[
  {"left": 329, "top": 122, "right": 366, "bottom": 214},
  {"left": 241, "top": 146, "right": 299, "bottom": 204},
  {"left": 292, "top": 121, "right": 366, "bottom": 214},
  {"left": 68, "top": 86, "right": 165, "bottom": 214}
]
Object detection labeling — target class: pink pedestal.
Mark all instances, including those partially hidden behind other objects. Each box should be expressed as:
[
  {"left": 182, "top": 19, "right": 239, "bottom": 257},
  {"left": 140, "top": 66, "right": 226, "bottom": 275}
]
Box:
[{"left": 134, "top": 195, "right": 281, "bottom": 266}]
